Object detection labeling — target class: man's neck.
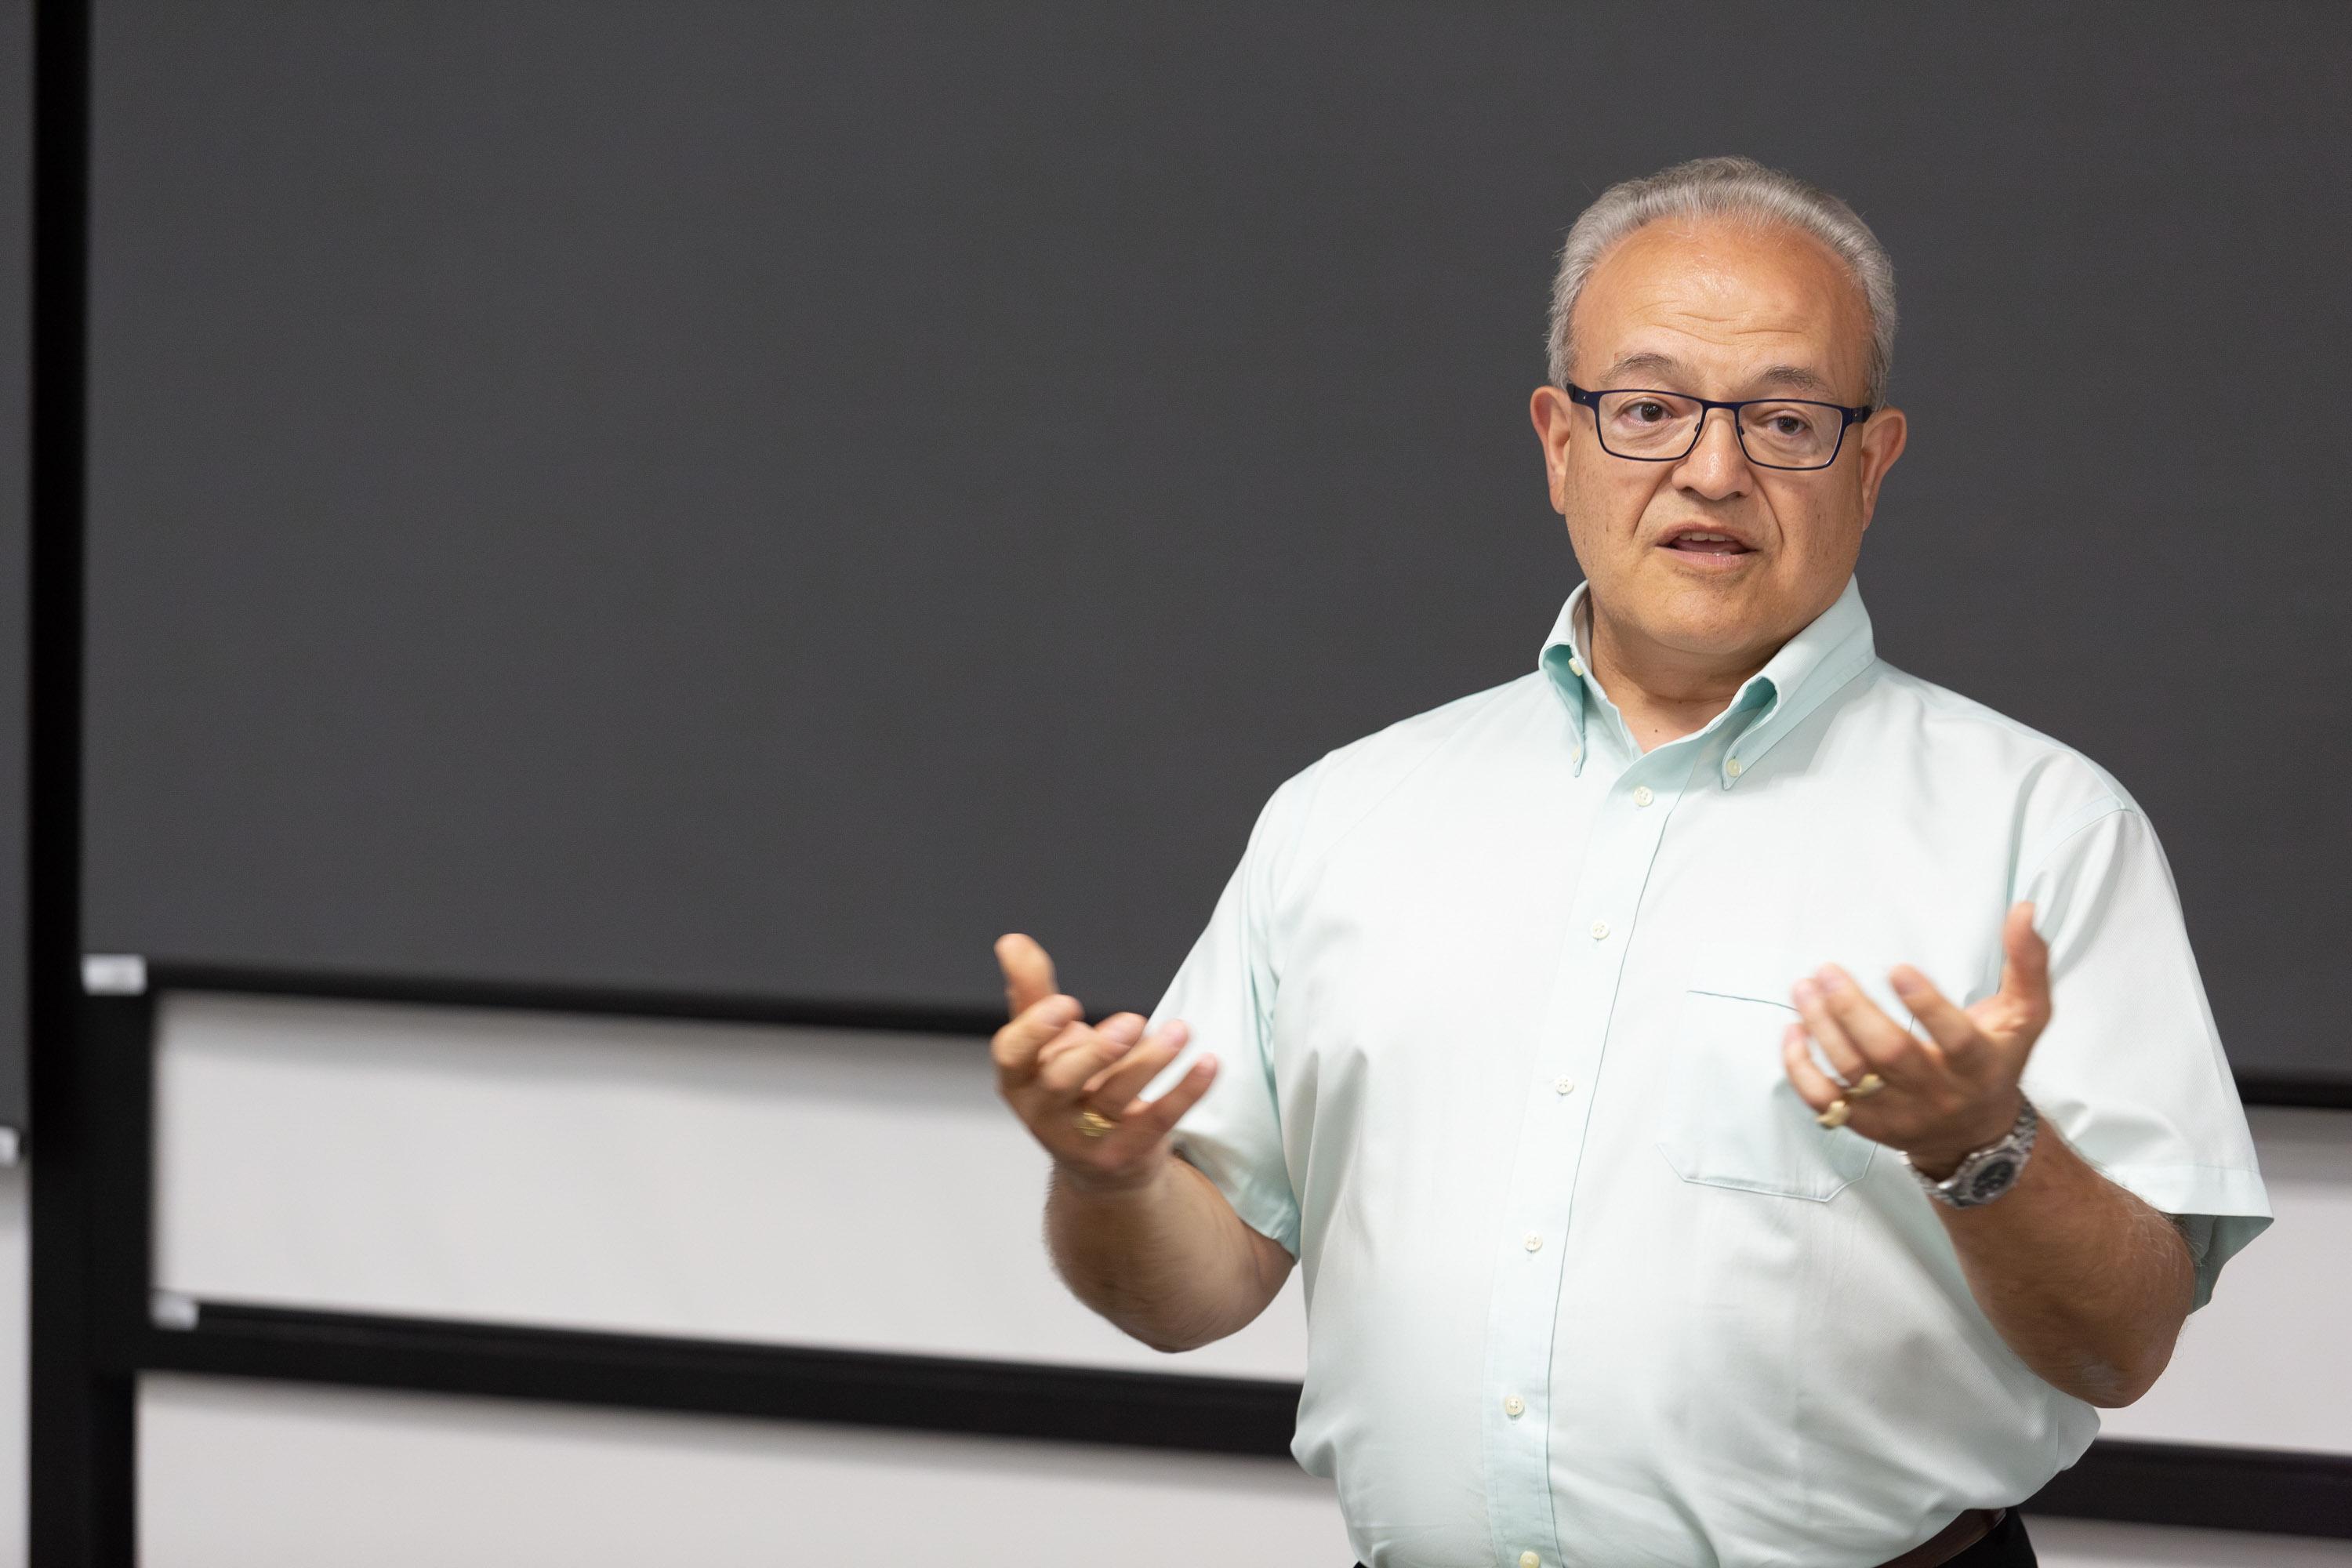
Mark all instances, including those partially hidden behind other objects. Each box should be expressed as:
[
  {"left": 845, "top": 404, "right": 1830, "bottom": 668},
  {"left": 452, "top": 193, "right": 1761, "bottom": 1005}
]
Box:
[{"left": 1585, "top": 606, "right": 1780, "bottom": 756}]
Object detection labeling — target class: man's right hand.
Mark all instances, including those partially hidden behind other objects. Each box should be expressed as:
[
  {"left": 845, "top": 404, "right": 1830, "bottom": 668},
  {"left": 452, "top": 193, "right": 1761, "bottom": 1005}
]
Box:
[{"left": 992, "top": 932, "right": 1219, "bottom": 1192}]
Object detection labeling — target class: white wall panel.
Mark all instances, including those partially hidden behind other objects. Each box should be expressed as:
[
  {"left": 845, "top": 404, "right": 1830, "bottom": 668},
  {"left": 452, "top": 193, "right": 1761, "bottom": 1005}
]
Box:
[
  {"left": 2032, "top": 1518, "right": 2352, "bottom": 1567},
  {"left": 152, "top": 993, "right": 1308, "bottom": 1379},
  {"left": 139, "top": 1375, "right": 1352, "bottom": 1568},
  {"left": 153, "top": 995, "right": 2352, "bottom": 1457},
  {"left": 2100, "top": 1109, "right": 2352, "bottom": 1454},
  {"left": 134, "top": 1378, "right": 2352, "bottom": 1568}
]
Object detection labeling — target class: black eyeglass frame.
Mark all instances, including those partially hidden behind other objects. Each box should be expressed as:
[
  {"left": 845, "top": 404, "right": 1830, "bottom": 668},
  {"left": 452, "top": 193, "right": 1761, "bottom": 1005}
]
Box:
[{"left": 1563, "top": 382, "right": 1875, "bottom": 471}]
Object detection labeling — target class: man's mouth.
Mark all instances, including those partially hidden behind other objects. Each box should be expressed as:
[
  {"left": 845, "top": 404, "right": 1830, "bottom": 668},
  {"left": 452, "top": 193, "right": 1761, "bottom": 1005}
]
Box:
[{"left": 1662, "top": 531, "right": 1752, "bottom": 555}]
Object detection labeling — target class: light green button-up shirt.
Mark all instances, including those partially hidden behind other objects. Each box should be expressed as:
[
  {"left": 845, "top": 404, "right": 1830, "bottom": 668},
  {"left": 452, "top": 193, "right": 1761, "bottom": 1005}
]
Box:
[{"left": 1149, "top": 576, "right": 2270, "bottom": 1568}]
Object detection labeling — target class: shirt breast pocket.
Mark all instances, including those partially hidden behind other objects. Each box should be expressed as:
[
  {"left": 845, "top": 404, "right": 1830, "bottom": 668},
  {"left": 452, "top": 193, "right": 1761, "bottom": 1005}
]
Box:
[{"left": 1656, "top": 942, "right": 1877, "bottom": 1202}]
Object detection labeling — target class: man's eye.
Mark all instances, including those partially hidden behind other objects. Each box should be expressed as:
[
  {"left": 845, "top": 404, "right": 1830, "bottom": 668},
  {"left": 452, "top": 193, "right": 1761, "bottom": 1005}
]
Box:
[
  {"left": 1628, "top": 401, "right": 1668, "bottom": 423},
  {"left": 1751, "top": 407, "right": 1822, "bottom": 438}
]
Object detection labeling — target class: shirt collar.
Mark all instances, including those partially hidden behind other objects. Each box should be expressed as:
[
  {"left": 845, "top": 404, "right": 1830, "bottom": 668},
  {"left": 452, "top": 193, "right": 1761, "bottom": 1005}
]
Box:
[{"left": 1537, "top": 575, "right": 1877, "bottom": 786}]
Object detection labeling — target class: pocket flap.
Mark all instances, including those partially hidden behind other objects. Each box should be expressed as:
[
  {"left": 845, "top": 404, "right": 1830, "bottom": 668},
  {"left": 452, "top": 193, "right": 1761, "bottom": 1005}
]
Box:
[
  {"left": 1683, "top": 938, "right": 1915, "bottom": 1029},
  {"left": 1681, "top": 939, "right": 1812, "bottom": 1009}
]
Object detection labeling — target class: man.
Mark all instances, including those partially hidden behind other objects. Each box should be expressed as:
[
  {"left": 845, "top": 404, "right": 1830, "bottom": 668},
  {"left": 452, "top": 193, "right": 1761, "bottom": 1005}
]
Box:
[{"left": 991, "top": 156, "right": 2270, "bottom": 1568}]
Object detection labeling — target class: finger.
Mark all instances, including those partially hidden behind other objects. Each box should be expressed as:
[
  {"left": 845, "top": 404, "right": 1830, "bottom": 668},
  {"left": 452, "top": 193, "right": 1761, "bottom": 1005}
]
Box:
[
  {"left": 1029, "top": 1017, "right": 1093, "bottom": 1077},
  {"left": 1787, "top": 986, "right": 1871, "bottom": 1087},
  {"left": 1080, "top": 1022, "right": 1189, "bottom": 1109},
  {"left": 1888, "top": 965, "right": 1982, "bottom": 1061},
  {"left": 1036, "top": 1023, "right": 1138, "bottom": 1096},
  {"left": 1044, "top": 1010, "right": 1140, "bottom": 1071},
  {"left": 1131, "top": 1054, "right": 1219, "bottom": 1134},
  {"left": 1780, "top": 1024, "right": 1847, "bottom": 1114},
  {"left": 1995, "top": 901, "right": 2052, "bottom": 1025},
  {"left": 1805, "top": 967, "right": 1942, "bottom": 1082},
  {"left": 991, "top": 993, "right": 1083, "bottom": 1080},
  {"left": 994, "top": 933, "right": 1059, "bottom": 1020},
  {"left": 1790, "top": 975, "right": 1871, "bottom": 1082}
]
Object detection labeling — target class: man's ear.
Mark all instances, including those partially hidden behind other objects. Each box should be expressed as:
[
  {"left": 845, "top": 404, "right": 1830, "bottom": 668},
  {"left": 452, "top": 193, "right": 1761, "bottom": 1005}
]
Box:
[
  {"left": 1856, "top": 405, "right": 1907, "bottom": 527},
  {"left": 1530, "top": 385, "right": 1577, "bottom": 514}
]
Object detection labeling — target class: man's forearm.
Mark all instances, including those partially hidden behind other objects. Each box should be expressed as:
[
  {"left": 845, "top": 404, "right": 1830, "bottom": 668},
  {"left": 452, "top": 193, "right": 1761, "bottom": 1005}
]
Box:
[
  {"left": 1046, "top": 1155, "right": 1290, "bottom": 1354},
  {"left": 1930, "top": 1120, "right": 2194, "bottom": 1406}
]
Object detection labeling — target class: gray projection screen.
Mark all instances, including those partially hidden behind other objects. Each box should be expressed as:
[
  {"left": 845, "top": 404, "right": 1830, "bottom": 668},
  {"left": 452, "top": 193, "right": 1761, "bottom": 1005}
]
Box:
[{"left": 82, "top": 4, "right": 2348, "bottom": 1085}]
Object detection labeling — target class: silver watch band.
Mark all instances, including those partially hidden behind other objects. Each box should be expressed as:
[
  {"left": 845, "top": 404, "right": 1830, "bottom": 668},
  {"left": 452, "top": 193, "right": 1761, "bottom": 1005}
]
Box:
[{"left": 1908, "top": 1097, "right": 2038, "bottom": 1208}]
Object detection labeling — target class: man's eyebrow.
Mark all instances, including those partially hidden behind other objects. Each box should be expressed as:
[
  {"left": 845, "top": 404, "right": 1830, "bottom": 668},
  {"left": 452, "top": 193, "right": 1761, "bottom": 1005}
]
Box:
[
  {"left": 1598, "top": 351, "right": 1685, "bottom": 385},
  {"left": 1751, "top": 363, "right": 1835, "bottom": 396}
]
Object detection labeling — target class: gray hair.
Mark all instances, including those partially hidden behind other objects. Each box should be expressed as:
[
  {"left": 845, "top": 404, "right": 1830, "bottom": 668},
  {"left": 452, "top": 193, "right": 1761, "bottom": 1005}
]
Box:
[{"left": 1545, "top": 155, "right": 1898, "bottom": 405}]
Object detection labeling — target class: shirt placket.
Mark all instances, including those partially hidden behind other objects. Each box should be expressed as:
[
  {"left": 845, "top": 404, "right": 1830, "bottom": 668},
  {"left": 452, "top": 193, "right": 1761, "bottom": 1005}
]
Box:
[{"left": 1479, "top": 735, "right": 1711, "bottom": 1568}]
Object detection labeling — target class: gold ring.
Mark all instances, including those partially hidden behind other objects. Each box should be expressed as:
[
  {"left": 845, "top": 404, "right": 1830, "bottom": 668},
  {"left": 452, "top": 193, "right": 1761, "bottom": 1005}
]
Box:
[
  {"left": 1074, "top": 1108, "right": 1120, "bottom": 1140},
  {"left": 1847, "top": 1073, "right": 1886, "bottom": 1099},
  {"left": 1815, "top": 1098, "right": 1853, "bottom": 1129}
]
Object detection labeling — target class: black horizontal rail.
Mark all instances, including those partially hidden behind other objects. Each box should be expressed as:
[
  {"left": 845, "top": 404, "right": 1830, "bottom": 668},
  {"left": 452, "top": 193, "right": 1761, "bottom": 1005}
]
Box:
[
  {"left": 2024, "top": 1436, "right": 2352, "bottom": 1537},
  {"left": 138, "top": 958, "right": 2352, "bottom": 1110},
  {"left": 123, "top": 1300, "right": 1301, "bottom": 1459},
  {"left": 2229, "top": 1074, "right": 2352, "bottom": 1112},
  {"left": 143, "top": 960, "right": 1011, "bottom": 1040}
]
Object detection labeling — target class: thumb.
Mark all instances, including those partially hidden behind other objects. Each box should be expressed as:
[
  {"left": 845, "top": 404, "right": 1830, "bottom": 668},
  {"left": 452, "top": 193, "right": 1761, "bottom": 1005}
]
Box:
[
  {"left": 995, "top": 933, "right": 1060, "bottom": 1019},
  {"left": 1995, "top": 901, "right": 2051, "bottom": 1024}
]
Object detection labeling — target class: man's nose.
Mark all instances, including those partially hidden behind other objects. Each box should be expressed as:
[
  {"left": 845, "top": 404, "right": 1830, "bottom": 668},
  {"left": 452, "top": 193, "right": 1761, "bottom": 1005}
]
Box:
[{"left": 1671, "top": 407, "right": 1754, "bottom": 500}]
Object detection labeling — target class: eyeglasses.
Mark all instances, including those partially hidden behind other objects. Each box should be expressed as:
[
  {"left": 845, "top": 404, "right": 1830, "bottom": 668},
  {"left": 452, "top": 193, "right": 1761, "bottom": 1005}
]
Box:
[{"left": 1563, "top": 383, "right": 1873, "bottom": 471}]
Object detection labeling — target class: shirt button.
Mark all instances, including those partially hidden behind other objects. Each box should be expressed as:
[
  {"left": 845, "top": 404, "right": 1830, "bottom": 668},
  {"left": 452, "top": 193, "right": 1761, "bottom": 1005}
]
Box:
[
  {"left": 1523, "top": 1232, "right": 1542, "bottom": 1251},
  {"left": 1567, "top": 657, "right": 1584, "bottom": 677},
  {"left": 1504, "top": 1395, "right": 1526, "bottom": 1417},
  {"left": 1726, "top": 757, "right": 1744, "bottom": 778},
  {"left": 1632, "top": 785, "right": 1653, "bottom": 807},
  {"left": 1520, "top": 1553, "right": 1541, "bottom": 1568},
  {"left": 1589, "top": 919, "right": 1610, "bottom": 940},
  {"left": 1555, "top": 1076, "right": 1575, "bottom": 1094}
]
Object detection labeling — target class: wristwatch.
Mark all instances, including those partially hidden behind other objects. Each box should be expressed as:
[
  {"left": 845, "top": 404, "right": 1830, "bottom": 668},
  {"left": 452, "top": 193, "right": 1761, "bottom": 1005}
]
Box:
[{"left": 1906, "top": 1097, "right": 2038, "bottom": 1208}]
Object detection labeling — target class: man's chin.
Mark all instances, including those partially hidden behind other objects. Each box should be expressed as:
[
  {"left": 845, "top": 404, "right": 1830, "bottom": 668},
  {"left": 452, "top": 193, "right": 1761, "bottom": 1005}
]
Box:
[{"left": 1625, "top": 584, "right": 1789, "bottom": 662}]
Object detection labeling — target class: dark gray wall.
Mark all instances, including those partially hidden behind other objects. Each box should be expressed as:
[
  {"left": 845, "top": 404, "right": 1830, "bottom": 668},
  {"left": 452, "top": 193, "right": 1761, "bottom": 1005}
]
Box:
[{"left": 80, "top": 3, "right": 2348, "bottom": 1082}]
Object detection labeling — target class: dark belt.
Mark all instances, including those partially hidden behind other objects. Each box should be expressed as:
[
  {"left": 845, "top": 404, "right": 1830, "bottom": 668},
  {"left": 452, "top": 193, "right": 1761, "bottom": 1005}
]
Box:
[{"left": 1877, "top": 1507, "right": 2004, "bottom": 1568}]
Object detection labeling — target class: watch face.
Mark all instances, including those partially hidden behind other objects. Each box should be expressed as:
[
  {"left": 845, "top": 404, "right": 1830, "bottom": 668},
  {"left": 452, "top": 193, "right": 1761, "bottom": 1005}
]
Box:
[{"left": 1962, "top": 1153, "right": 2022, "bottom": 1203}]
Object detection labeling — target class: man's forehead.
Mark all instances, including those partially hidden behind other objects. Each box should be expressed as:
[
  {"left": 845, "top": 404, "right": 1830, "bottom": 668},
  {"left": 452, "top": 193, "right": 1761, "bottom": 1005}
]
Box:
[
  {"left": 1577, "top": 217, "right": 1869, "bottom": 392},
  {"left": 1595, "top": 349, "right": 1837, "bottom": 397},
  {"left": 1599, "top": 347, "right": 1835, "bottom": 392}
]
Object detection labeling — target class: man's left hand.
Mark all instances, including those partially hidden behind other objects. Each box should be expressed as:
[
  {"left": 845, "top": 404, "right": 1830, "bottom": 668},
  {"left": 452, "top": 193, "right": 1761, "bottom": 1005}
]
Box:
[{"left": 1782, "top": 900, "right": 2051, "bottom": 1180}]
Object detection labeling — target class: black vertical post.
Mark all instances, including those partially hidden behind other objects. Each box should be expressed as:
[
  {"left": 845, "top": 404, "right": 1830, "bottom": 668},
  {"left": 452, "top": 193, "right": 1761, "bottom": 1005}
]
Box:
[{"left": 26, "top": 0, "right": 132, "bottom": 1563}]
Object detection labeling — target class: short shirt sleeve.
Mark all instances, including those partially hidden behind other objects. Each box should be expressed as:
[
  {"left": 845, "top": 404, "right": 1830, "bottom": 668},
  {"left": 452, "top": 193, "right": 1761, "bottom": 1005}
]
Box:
[
  {"left": 1142, "top": 766, "right": 1317, "bottom": 1259},
  {"left": 2013, "top": 803, "right": 2272, "bottom": 1309}
]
